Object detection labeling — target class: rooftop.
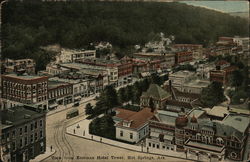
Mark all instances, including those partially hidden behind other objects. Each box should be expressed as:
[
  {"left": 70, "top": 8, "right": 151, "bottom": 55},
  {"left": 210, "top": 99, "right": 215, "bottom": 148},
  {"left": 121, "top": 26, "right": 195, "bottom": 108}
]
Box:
[
  {"left": 169, "top": 70, "right": 195, "bottom": 77},
  {"left": 48, "top": 80, "right": 71, "bottom": 89},
  {"left": 115, "top": 108, "right": 154, "bottom": 130},
  {"left": 206, "top": 106, "right": 229, "bottom": 118},
  {"left": 1, "top": 105, "right": 45, "bottom": 127},
  {"left": 222, "top": 114, "right": 249, "bottom": 133},
  {"left": 141, "top": 84, "right": 171, "bottom": 100},
  {"left": 3, "top": 74, "right": 47, "bottom": 80}
]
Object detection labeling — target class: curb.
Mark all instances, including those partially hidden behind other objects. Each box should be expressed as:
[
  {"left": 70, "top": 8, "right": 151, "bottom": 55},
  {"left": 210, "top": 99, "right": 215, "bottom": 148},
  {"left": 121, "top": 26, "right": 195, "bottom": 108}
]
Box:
[
  {"left": 41, "top": 150, "right": 57, "bottom": 162},
  {"left": 66, "top": 132, "right": 198, "bottom": 162}
]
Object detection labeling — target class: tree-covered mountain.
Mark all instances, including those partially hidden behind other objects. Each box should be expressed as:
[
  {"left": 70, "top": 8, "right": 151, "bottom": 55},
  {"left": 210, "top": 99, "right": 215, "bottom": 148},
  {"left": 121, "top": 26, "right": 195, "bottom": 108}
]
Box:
[{"left": 2, "top": 1, "right": 249, "bottom": 69}]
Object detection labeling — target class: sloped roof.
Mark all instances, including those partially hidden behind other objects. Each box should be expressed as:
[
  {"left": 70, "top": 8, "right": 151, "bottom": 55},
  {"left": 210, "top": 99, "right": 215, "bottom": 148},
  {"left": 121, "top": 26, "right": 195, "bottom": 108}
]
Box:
[
  {"left": 116, "top": 108, "right": 154, "bottom": 130},
  {"left": 142, "top": 84, "right": 171, "bottom": 100}
]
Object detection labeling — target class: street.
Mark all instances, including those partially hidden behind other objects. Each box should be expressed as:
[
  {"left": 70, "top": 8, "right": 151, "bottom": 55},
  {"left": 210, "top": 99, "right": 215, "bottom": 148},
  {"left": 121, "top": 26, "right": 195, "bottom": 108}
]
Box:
[{"left": 43, "top": 97, "right": 189, "bottom": 162}]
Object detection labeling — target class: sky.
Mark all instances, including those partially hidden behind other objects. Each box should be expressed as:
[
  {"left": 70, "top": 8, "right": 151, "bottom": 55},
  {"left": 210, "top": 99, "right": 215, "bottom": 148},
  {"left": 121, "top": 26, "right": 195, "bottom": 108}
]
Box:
[{"left": 181, "top": 1, "right": 249, "bottom": 13}]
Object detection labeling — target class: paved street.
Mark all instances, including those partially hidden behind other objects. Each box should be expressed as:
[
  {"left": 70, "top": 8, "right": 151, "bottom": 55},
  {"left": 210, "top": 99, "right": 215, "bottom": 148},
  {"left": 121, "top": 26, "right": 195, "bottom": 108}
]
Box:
[{"left": 44, "top": 99, "right": 96, "bottom": 162}]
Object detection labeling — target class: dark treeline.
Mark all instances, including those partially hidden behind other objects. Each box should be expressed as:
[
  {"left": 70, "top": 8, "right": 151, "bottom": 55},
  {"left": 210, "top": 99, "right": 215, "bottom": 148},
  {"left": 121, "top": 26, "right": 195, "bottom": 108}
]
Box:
[{"left": 2, "top": 1, "right": 249, "bottom": 70}]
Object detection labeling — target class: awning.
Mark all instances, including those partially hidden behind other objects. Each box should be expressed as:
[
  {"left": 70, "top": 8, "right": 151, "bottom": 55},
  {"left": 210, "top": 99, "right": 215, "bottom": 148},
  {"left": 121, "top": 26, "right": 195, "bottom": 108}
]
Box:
[
  {"left": 157, "top": 69, "right": 162, "bottom": 73},
  {"left": 49, "top": 103, "right": 58, "bottom": 108},
  {"left": 141, "top": 72, "right": 151, "bottom": 77},
  {"left": 150, "top": 132, "right": 160, "bottom": 138},
  {"left": 164, "top": 135, "right": 173, "bottom": 141},
  {"left": 74, "top": 96, "right": 81, "bottom": 100}
]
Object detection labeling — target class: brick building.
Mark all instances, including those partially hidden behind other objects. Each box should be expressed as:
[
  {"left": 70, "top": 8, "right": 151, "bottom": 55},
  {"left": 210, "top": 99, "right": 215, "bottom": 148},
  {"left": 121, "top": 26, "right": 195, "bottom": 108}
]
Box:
[
  {"left": 2, "top": 59, "right": 36, "bottom": 75},
  {"left": 0, "top": 105, "right": 46, "bottom": 162},
  {"left": 210, "top": 60, "right": 238, "bottom": 85},
  {"left": 172, "top": 44, "right": 203, "bottom": 60},
  {"left": 47, "top": 80, "right": 73, "bottom": 110},
  {"left": 175, "top": 51, "right": 193, "bottom": 65},
  {"left": 1, "top": 74, "right": 48, "bottom": 110}
]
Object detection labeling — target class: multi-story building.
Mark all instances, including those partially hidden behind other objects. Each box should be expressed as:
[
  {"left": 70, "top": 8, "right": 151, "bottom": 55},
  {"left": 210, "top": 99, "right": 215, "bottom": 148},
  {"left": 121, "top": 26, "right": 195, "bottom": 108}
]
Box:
[
  {"left": 140, "top": 84, "right": 171, "bottom": 110},
  {"left": 168, "top": 71, "right": 196, "bottom": 90},
  {"left": 146, "top": 109, "right": 249, "bottom": 161},
  {"left": 114, "top": 108, "right": 154, "bottom": 143},
  {"left": 172, "top": 44, "right": 203, "bottom": 60},
  {"left": 47, "top": 80, "right": 73, "bottom": 110},
  {"left": 0, "top": 105, "right": 46, "bottom": 162},
  {"left": 2, "top": 59, "right": 36, "bottom": 75},
  {"left": 57, "top": 48, "right": 96, "bottom": 63},
  {"left": 175, "top": 51, "right": 193, "bottom": 65},
  {"left": 76, "top": 58, "right": 133, "bottom": 87},
  {"left": 1, "top": 74, "right": 48, "bottom": 110},
  {"left": 210, "top": 60, "right": 238, "bottom": 85}
]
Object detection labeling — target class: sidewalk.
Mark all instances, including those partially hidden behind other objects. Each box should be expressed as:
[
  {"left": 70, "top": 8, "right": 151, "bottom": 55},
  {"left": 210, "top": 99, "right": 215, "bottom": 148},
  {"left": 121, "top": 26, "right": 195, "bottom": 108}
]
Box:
[
  {"left": 30, "top": 147, "right": 56, "bottom": 162},
  {"left": 46, "top": 95, "right": 96, "bottom": 116},
  {"left": 66, "top": 119, "right": 195, "bottom": 161}
]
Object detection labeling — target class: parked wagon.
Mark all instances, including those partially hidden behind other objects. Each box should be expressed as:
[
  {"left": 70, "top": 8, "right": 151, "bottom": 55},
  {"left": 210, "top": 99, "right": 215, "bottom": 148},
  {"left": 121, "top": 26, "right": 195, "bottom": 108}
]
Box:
[{"left": 66, "top": 109, "right": 79, "bottom": 119}]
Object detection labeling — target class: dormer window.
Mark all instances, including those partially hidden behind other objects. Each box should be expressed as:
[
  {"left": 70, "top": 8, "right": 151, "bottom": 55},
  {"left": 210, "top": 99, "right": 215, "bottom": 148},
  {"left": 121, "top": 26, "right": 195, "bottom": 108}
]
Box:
[{"left": 122, "top": 120, "right": 132, "bottom": 127}]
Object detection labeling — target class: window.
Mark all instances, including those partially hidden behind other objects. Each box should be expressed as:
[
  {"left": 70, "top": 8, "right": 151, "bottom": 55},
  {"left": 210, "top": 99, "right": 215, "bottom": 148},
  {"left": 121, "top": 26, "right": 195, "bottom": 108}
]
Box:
[
  {"left": 35, "top": 122, "right": 37, "bottom": 129},
  {"left": 20, "top": 139, "right": 23, "bottom": 147},
  {"left": 40, "top": 120, "right": 43, "bottom": 127},
  {"left": 35, "top": 133, "right": 38, "bottom": 141},
  {"left": 120, "top": 131, "right": 123, "bottom": 137},
  {"left": 156, "top": 144, "right": 159, "bottom": 149},
  {"left": 130, "top": 133, "right": 133, "bottom": 139},
  {"left": 12, "top": 130, "right": 16, "bottom": 138},
  {"left": 30, "top": 123, "right": 33, "bottom": 131},
  {"left": 30, "top": 134, "right": 33, "bottom": 143},
  {"left": 40, "top": 130, "right": 43, "bottom": 138},
  {"left": 12, "top": 142, "right": 16, "bottom": 150},
  {"left": 153, "top": 144, "right": 155, "bottom": 148},
  {"left": 19, "top": 128, "right": 23, "bottom": 135},
  {"left": 25, "top": 137, "right": 28, "bottom": 145},
  {"left": 149, "top": 142, "right": 151, "bottom": 147},
  {"left": 25, "top": 126, "right": 27, "bottom": 133}
]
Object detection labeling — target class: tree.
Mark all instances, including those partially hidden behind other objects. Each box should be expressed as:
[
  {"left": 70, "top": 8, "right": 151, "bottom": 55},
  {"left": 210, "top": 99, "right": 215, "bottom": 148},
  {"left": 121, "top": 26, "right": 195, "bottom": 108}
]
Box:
[
  {"left": 118, "top": 88, "right": 127, "bottom": 104},
  {"left": 125, "top": 85, "right": 133, "bottom": 103},
  {"left": 151, "top": 73, "right": 162, "bottom": 85},
  {"left": 149, "top": 97, "right": 155, "bottom": 112},
  {"left": 231, "top": 90, "right": 248, "bottom": 104},
  {"left": 230, "top": 70, "right": 243, "bottom": 87},
  {"left": 200, "top": 82, "right": 225, "bottom": 107},
  {"left": 89, "top": 115, "right": 116, "bottom": 139},
  {"left": 85, "top": 103, "right": 93, "bottom": 115}
]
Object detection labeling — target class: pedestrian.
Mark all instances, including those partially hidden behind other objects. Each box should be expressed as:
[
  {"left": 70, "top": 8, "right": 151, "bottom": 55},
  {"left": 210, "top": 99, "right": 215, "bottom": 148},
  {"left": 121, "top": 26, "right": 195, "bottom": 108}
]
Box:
[
  {"left": 100, "top": 138, "right": 102, "bottom": 143},
  {"left": 50, "top": 145, "right": 53, "bottom": 152},
  {"left": 73, "top": 129, "right": 75, "bottom": 134},
  {"left": 83, "top": 130, "right": 85, "bottom": 136},
  {"left": 91, "top": 135, "right": 93, "bottom": 140},
  {"left": 77, "top": 124, "right": 80, "bottom": 128},
  {"left": 147, "top": 147, "right": 149, "bottom": 153}
]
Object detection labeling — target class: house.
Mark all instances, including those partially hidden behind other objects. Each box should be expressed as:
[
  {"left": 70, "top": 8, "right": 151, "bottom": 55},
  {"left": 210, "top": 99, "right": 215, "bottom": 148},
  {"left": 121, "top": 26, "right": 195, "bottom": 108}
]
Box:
[
  {"left": 0, "top": 105, "right": 46, "bottom": 162},
  {"left": 1, "top": 74, "right": 48, "bottom": 110},
  {"left": 140, "top": 84, "right": 171, "bottom": 110},
  {"left": 114, "top": 108, "right": 154, "bottom": 143}
]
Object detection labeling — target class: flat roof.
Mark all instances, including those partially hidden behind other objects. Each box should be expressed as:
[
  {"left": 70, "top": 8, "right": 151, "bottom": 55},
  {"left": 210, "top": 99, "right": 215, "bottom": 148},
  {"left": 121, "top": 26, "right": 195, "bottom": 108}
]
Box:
[
  {"left": 1, "top": 105, "right": 45, "bottom": 128},
  {"left": 48, "top": 80, "right": 71, "bottom": 89},
  {"left": 206, "top": 106, "right": 229, "bottom": 118},
  {"left": 222, "top": 114, "right": 249, "bottom": 133},
  {"left": 185, "top": 140, "right": 224, "bottom": 153},
  {"left": 3, "top": 74, "right": 47, "bottom": 80}
]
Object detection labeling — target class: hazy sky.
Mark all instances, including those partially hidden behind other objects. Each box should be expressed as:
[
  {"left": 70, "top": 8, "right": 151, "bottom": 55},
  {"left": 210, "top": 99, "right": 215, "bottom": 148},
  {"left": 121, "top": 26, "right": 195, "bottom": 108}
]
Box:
[{"left": 181, "top": 1, "right": 249, "bottom": 13}]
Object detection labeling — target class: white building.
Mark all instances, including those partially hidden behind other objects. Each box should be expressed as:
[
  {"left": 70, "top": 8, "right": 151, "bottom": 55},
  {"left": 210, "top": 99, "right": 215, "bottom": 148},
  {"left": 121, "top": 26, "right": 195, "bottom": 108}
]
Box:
[
  {"left": 114, "top": 108, "right": 154, "bottom": 143},
  {"left": 57, "top": 48, "right": 96, "bottom": 63}
]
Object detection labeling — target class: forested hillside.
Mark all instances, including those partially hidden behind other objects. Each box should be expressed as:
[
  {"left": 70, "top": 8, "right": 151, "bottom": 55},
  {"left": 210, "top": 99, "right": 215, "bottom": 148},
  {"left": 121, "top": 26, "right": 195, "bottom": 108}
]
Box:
[{"left": 2, "top": 1, "right": 249, "bottom": 70}]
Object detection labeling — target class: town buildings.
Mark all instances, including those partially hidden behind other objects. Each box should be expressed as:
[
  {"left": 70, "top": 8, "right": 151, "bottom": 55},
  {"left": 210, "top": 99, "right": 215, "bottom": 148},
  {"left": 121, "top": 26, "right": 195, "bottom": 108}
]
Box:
[
  {"left": 140, "top": 84, "right": 171, "bottom": 110},
  {"left": 114, "top": 108, "right": 154, "bottom": 143},
  {"left": 210, "top": 60, "right": 238, "bottom": 85},
  {"left": 0, "top": 105, "right": 46, "bottom": 162},
  {"left": 1, "top": 59, "right": 36, "bottom": 75},
  {"left": 47, "top": 80, "right": 73, "bottom": 110},
  {"left": 1, "top": 74, "right": 48, "bottom": 110},
  {"left": 146, "top": 108, "right": 249, "bottom": 161},
  {"left": 175, "top": 51, "right": 193, "bottom": 65},
  {"left": 172, "top": 44, "right": 203, "bottom": 60}
]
